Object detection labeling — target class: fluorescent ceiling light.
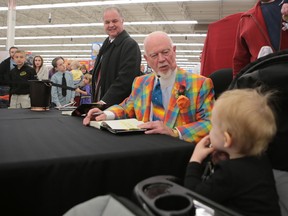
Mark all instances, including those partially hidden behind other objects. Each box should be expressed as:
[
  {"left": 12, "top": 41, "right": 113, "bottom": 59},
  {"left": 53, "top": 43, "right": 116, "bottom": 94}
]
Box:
[
  {"left": 0, "top": 21, "right": 197, "bottom": 30},
  {"left": 0, "top": 1, "right": 219, "bottom": 11},
  {"left": 174, "top": 43, "right": 204, "bottom": 46},
  {"left": 16, "top": 44, "right": 91, "bottom": 47},
  {"left": 0, "top": 33, "right": 206, "bottom": 40},
  {"left": 174, "top": 59, "right": 188, "bottom": 61},
  {"left": 177, "top": 61, "right": 199, "bottom": 64},
  {"left": 40, "top": 54, "right": 91, "bottom": 57},
  {"left": 177, "top": 55, "right": 199, "bottom": 58},
  {"left": 41, "top": 57, "right": 193, "bottom": 61},
  {"left": 26, "top": 50, "right": 92, "bottom": 53},
  {"left": 175, "top": 50, "right": 202, "bottom": 53},
  {"left": 26, "top": 49, "right": 202, "bottom": 53},
  {"left": 14, "top": 43, "right": 203, "bottom": 48},
  {"left": 127, "top": 21, "right": 197, "bottom": 25},
  {"left": 0, "top": 36, "right": 99, "bottom": 40},
  {"left": 0, "top": 0, "right": 221, "bottom": 12}
]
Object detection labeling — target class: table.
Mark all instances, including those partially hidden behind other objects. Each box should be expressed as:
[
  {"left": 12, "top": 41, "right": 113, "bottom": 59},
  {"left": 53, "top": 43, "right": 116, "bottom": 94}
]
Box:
[{"left": 0, "top": 109, "right": 194, "bottom": 216}]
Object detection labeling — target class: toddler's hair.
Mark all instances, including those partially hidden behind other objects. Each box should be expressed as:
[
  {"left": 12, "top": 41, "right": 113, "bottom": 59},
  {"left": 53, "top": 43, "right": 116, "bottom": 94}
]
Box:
[{"left": 214, "top": 88, "right": 277, "bottom": 156}]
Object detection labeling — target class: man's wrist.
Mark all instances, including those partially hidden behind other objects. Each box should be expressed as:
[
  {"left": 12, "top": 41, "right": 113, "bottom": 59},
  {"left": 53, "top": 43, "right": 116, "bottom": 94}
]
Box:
[
  {"left": 97, "top": 100, "right": 106, "bottom": 105},
  {"left": 171, "top": 128, "right": 179, "bottom": 138},
  {"left": 104, "top": 110, "right": 115, "bottom": 120}
]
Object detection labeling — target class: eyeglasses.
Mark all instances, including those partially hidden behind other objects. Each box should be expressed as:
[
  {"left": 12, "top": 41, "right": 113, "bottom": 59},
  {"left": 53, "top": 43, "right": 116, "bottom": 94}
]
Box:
[{"left": 149, "top": 49, "right": 171, "bottom": 60}]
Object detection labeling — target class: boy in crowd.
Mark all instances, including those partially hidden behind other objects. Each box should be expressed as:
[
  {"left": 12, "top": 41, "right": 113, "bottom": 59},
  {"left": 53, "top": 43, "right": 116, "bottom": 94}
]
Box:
[
  {"left": 184, "top": 88, "right": 281, "bottom": 216},
  {"left": 50, "top": 57, "right": 75, "bottom": 108},
  {"left": 9, "top": 50, "right": 37, "bottom": 108}
]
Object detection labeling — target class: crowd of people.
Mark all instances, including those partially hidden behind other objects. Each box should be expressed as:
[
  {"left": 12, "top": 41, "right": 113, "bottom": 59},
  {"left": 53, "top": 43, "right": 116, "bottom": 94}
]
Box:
[
  {"left": 1, "top": 1, "right": 288, "bottom": 216},
  {"left": 0, "top": 49, "right": 93, "bottom": 108}
]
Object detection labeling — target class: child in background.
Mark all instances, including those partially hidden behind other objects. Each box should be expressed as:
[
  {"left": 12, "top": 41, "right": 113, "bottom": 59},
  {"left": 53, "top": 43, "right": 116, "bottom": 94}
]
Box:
[
  {"left": 184, "top": 88, "right": 281, "bottom": 216},
  {"left": 50, "top": 57, "right": 75, "bottom": 108},
  {"left": 75, "top": 73, "right": 92, "bottom": 105},
  {"left": 70, "top": 60, "right": 83, "bottom": 87},
  {"left": 70, "top": 60, "right": 83, "bottom": 106},
  {"left": 80, "top": 64, "right": 88, "bottom": 75},
  {"left": 65, "top": 60, "right": 72, "bottom": 72},
  {"left": 9, "top": 50, "right": 37, "bottom": 108}
]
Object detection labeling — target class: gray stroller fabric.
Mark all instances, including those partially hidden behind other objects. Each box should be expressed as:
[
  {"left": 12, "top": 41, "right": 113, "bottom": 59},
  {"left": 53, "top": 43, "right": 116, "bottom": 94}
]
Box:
[{"left": 63, "top": 195, "right": 140, "bottom": 216}]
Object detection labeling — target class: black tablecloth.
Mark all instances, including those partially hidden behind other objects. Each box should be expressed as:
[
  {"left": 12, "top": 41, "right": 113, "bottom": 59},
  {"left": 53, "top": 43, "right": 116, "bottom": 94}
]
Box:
[{"left": 0, "top": 109, "right": 194, "bottom": 216}]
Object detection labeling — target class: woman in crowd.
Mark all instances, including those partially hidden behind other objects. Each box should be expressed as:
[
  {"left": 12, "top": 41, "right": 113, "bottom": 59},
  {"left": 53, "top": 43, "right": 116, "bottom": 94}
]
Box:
[{"left": 33, "top": 55, "right": 49, "bottom": 80}]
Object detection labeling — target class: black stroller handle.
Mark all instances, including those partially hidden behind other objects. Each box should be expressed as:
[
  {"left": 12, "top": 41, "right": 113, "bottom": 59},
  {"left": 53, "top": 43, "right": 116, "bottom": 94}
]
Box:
[{"left": 134, "top": 175, "right": 243, "bottom": 216}]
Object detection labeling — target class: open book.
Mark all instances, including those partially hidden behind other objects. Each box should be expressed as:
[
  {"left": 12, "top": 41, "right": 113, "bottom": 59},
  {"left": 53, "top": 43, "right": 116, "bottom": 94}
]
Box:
[
  {"left": 56, "top": 102, "right": 77, "bottom": 111},
  {"left": 89, "top": 118, "right": 146, "bottom": 134},
  {"left": 61, "top": 103, "right": 104, "bottom": 116}
]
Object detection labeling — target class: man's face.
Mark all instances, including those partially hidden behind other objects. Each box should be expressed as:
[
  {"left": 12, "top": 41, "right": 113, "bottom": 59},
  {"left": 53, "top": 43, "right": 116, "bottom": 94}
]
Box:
[
  {"left": 13, "top": 52, "right": 26, "bottom": 66},
  {"left": 56, "top": 59, "right": 66, "bottom": 72},
  {"left": 103, "top": 9, "right": 124, "bottom": 39},
  {"left": 9, "top": 48, "right": 18, "bottom": 58},
  {"left": 144, "top": 36, "right": 177, "bottom": 79}
]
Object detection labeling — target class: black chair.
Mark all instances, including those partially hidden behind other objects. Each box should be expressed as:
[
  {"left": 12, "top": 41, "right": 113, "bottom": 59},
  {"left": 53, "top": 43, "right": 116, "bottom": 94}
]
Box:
[{"left": 208, "top": 68, "right": 233, "bottom": 99}]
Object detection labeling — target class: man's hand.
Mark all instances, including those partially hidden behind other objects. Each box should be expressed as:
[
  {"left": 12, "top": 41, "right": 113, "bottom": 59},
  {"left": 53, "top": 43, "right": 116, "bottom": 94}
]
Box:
[
  {"left": 83, "top": 108, "right": 107, "bottom": 126},
  {"left": 190, "top": 135, "right": 215, "bottom": 163},
  {"left": 96, "top": 101, "right": 106, "bottom": 105},
  {"left": 138, "top": 120, "right": 175, "bottom": 136}
]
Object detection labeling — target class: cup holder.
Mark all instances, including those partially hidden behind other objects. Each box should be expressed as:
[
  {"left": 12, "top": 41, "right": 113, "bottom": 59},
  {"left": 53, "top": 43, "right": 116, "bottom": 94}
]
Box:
[
  {"left": 154, "top": 194, "right": 192, "bottom": 211},
  {"left": 143, "top": 183, "right": 172, "bottom": 199}
]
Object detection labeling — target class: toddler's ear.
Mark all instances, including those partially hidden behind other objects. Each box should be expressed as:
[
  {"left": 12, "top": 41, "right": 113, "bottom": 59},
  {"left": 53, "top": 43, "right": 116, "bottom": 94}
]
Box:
[{"left": 223, "top": 131, "right": 232, "bottom": 148}]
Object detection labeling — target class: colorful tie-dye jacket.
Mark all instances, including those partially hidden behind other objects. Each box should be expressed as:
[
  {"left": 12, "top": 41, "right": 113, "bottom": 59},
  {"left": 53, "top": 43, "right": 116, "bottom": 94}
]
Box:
[{"left": 106, "top": 68, "right": 215, "bottom": 143}]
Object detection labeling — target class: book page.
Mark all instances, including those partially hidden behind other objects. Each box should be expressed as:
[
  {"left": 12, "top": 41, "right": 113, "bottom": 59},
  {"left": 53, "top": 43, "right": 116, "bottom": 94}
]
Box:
[
  {"left": 56, "top": 106, "right": 77, "bottom": 111},
  {"left": 89, "top": 118, "right": 144, "bottom": 132},
  {"left": 89, "top": 121, "right": 103, "bottom": 129},
  {"left": 103, "top": 118, "right": 144, "bottom": 130},
  {"left": 61, "top": 110, "right": 73, "bottom": 116}
]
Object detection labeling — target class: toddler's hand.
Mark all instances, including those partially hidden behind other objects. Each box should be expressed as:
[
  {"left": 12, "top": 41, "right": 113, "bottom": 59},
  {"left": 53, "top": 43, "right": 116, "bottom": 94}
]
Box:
[{"left": 190, "top": 135, "right": 214, "bottom": 163}]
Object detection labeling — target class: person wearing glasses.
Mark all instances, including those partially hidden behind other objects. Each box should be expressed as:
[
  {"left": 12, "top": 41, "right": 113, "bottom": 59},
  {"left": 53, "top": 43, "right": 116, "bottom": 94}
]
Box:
[{"left": 84, "top": 31, "right": 214, "bottom": 144}]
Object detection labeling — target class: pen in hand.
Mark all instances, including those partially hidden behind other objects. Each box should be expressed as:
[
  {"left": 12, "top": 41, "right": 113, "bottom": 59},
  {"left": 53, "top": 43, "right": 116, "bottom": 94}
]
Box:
[
  {"left": 92, "top": 111, "right": 104, "bottom": 116},
  {"left": 83, "top": 109, "right": 105, "bottom": 126}
]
